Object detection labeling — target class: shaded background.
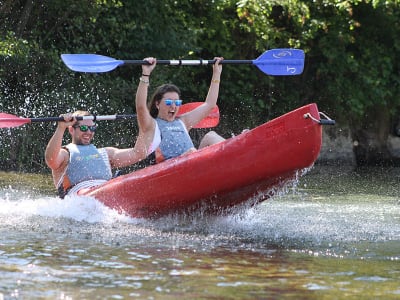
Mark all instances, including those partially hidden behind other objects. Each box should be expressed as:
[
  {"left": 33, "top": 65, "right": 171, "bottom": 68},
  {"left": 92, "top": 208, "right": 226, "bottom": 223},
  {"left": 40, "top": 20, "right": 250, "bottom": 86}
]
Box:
[{"left": 1, "top": 0, "right": 400, "bottom": 172}]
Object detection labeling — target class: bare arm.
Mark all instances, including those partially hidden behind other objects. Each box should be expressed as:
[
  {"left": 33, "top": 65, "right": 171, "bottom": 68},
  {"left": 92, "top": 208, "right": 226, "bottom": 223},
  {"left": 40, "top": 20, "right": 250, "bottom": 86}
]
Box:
[
  {"left": 136, "top": 58, "right": 156, "bottom": 135},
  {"left": 45, "top": 114, "right": 75, "bottom": 171},
  {"left": 107, "top": 58, "right": 162, "bottom": 168},
  {"left": 135, "top": 57, "right": 157, "bottom": 153},
  {"left": 181, "top": 57, "right": 223, "bottom": 129},
  {"left": 105, "top": 145, "right": 144, "bottom": 169}
]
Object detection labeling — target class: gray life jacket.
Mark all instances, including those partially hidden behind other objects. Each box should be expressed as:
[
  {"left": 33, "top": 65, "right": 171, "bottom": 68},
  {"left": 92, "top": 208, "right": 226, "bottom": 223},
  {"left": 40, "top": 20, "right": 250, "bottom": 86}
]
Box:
[
  {"left": 154, "top": 118, "right": 194, "bottom": 162},
  {"left": 57, "top": 144, "right": 112, "bottom": 197}
]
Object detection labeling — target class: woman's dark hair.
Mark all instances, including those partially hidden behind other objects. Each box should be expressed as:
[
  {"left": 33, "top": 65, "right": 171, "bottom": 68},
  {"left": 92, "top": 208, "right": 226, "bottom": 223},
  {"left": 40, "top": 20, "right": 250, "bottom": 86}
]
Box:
[{"left": 149, "top": 84, "right": 181, "bottom": 118}]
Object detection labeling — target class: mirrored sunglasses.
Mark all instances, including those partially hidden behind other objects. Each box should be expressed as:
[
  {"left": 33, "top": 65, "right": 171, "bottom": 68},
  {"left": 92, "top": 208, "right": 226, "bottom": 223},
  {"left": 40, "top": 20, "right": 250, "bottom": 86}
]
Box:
[
  {"left": 164, "top": 99, "right": 183, "bottom": 106},
  {"left": 73, "top": 124, "right": 97, "bottom": 132}
]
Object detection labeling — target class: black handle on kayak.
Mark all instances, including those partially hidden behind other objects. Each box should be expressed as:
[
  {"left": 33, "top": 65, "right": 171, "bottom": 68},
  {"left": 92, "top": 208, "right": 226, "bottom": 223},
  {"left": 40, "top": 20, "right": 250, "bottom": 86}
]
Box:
[
  {"left": 319, "top": 119, "right": 336, "bottom": 126},
  {"left": 304, "top": 112, "right": 336, "bottom": 125},
  {"left": 318, "top": 112, "right": 335, "bottom": 125}
]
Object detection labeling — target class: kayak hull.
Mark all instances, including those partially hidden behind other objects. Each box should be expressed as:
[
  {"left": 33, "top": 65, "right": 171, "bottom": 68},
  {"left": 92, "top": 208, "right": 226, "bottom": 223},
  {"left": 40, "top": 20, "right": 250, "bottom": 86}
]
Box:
[{"left": 82, "top": 103, "right": 323, "bottom": 218}]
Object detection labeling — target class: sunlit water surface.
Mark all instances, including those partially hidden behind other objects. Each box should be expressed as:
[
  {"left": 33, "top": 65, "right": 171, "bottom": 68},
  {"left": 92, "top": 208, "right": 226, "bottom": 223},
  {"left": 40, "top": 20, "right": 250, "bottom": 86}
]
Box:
[{"left": 0, "top": 166, "right": 399, "bottom": 299}]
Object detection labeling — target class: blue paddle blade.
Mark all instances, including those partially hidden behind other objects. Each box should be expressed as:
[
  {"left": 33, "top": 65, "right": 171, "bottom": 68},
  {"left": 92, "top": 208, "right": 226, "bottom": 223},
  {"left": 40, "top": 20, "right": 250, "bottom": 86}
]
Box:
[
  {"left": 253, "top": 48, "right": 305, "bottom": 75},
  {"left": 61, "top": 54, "right": 125, "bottom": 72}
]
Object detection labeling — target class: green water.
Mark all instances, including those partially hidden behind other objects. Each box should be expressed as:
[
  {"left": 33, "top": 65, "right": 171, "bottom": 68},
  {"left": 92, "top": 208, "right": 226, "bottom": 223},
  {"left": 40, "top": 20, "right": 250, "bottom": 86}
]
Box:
[{"left": 0, "top": 166, "right": 399, "bottom": 299}]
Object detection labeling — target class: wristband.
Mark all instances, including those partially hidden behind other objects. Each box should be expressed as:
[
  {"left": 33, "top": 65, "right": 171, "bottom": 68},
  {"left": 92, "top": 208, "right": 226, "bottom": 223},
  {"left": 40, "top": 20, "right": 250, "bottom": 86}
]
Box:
[{"left": 139, "top": 77, "right": 150, "bottom": 84}]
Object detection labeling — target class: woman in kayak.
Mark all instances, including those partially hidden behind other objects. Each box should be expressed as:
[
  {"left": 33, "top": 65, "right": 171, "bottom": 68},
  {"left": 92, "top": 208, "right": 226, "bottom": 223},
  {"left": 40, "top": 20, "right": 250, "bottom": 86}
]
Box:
[
  {"left": 135, "top": 57, "right": 225, "bottom": 163},
  {"left": 45, "top": 110, "right": 150, "bottom": 197}
]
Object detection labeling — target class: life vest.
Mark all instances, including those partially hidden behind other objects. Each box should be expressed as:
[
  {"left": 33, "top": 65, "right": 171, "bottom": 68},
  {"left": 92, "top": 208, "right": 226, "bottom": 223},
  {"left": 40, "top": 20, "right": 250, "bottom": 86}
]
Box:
[
  {"left": 57, "top": 144, "right": 112, "bottom": 198},
  {"left": 153, "top": 118, "right": 195, "bottom": 163}
]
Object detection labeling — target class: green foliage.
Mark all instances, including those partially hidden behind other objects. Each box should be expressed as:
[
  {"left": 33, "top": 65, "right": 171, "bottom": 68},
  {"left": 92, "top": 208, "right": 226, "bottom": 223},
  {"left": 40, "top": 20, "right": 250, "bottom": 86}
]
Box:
[
  {"left": 304, "top": 0, "right": 400, "bottom": 120},
  {"left": 236, "top": 0, "right": 310, "bottom": 50},
  {"left": 1, "top": 0, "right": 400, "bottom": 170}
]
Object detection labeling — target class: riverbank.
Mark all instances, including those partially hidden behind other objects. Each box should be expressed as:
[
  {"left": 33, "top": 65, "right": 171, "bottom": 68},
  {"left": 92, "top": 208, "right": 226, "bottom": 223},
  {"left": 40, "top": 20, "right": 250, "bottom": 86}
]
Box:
[
  {"left": 0, "top": 171, "right": 54, "bottom": 195},
  {"left": 318, "top": 125, "right": 400, "bottom": 166}
]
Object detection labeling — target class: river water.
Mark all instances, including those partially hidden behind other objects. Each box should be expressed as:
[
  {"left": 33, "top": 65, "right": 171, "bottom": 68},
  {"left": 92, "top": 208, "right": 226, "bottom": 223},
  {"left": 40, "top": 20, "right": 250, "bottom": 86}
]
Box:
[{"left": 0, "top": 166, "right": 399, "bottom": 299}]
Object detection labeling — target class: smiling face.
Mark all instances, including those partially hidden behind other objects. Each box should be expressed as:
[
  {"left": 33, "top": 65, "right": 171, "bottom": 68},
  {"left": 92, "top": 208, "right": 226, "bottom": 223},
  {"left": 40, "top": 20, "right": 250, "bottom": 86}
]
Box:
[
  {"left": 157, "top": 91, "right": 181, "bottom": 122},
  {"left": 149, "top": 84, "right": 182, "bottom": 119},
  {"left": 69, "top": 120, "right": 96, "bottom": 145}
]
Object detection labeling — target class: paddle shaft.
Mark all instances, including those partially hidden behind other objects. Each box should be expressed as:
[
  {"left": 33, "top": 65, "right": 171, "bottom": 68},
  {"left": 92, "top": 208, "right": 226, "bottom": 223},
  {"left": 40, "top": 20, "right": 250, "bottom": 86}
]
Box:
[
  {"left": 0, "top": 102, "right": 219, "bottom": 128},
  {"left": 27, "top": 115, "right": 136, "bottom": 123}
]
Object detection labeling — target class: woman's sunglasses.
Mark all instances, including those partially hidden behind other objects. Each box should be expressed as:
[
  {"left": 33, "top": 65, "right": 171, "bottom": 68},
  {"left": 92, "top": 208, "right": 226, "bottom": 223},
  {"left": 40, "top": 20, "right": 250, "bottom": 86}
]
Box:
[
  {"left": 73, "top": 124, "right": 97, "bottom": 132},
  {"left": 164, "top": 99, "right": 182, "bottom": 106}
]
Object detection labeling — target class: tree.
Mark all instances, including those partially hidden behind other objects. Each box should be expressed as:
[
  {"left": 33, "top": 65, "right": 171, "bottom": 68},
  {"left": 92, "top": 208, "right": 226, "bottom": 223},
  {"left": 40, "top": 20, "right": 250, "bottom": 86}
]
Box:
[
  {"left": 307, "top": 0, "right": 400, "bottom": 165},
  {"left": 1, "top": 0, "right": 400, "bottom": 171},
  {"left": 236, "top": 0, "right": 400, "bottom": 165}
]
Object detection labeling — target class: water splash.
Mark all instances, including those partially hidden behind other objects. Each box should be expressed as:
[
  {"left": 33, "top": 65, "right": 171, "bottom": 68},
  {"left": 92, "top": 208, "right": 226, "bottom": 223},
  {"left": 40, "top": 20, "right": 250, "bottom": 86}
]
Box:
[
  {"left": 1, "top": 171, "right": 399, "bottom": 260},
  {"left": 0, "top": 190, "right": 134, "bottom": 225}
]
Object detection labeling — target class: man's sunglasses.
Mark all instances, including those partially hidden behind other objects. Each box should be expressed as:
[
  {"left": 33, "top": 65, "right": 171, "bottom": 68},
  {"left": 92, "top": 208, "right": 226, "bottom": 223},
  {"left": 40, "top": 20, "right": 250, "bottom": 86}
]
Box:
[
  {"left": 164, "top": 99, "right": 183, "bottom": 106},
  {"left": 73, "top": 124, "right": 97, "bottom": 132}
]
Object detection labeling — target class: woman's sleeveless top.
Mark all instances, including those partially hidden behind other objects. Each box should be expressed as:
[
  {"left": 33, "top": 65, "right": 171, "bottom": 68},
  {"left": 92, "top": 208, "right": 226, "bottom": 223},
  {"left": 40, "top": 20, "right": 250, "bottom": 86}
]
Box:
[{"left": 152, "top": 118, "right": 194, "bottom": 161}]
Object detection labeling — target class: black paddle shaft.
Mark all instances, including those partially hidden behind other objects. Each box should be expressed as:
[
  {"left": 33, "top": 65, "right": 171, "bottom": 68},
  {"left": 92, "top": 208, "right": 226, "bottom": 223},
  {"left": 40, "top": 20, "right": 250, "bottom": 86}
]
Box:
[
  {"left": 29, "top": 115, "right": 137, "bottom": 123},
  {"left": 124, "top": 59, "right": 253, "bottom": 66}
]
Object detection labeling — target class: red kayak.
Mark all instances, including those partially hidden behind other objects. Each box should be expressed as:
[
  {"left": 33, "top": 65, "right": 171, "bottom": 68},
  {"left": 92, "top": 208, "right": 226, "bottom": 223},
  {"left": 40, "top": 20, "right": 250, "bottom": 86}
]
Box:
[{"left": 82, "top": 103, "right": 333, "bottom": 218}]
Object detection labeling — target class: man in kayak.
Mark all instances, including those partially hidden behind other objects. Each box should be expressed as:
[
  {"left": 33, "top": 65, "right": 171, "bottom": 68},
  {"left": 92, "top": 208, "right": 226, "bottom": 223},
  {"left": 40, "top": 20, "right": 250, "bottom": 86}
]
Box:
[
  {"left": 45, "top": 110, "right": 149, "bottom": 198},
  {"left": 135, "top": 57, "right": 225, "bottom": 163}
]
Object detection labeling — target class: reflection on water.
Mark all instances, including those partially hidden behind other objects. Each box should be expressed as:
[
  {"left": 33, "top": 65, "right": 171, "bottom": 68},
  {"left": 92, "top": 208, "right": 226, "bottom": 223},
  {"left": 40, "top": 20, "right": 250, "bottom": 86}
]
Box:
[{"left": 0, "top": 166, "right": 399, "bottom": 299}]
